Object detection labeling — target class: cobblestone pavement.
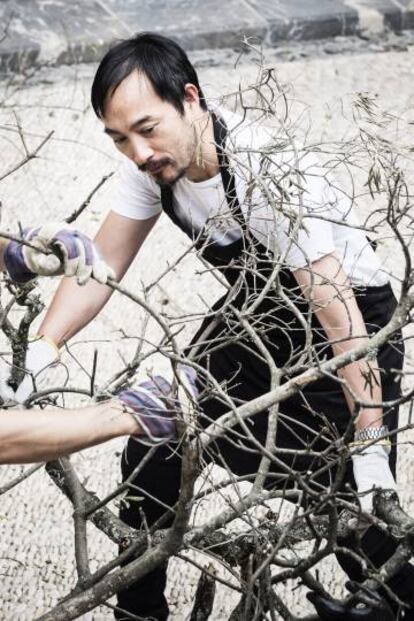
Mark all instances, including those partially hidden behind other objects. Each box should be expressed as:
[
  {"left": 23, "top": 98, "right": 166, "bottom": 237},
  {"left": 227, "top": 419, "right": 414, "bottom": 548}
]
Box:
[
  {"left": 0, "top": 43, "right": 413, "bottom": 619},
  {"left": 2, "top": 0, "right": 414, "bottom": 72}
]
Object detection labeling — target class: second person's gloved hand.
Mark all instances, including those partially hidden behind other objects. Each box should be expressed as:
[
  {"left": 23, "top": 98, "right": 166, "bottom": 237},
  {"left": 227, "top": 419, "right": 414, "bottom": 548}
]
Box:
[
  {"left": 4, "top": 222, "right": 115, "bottom": 285},
  {"left": 118, "top": 365, "right": 198, "bottom": 444}
]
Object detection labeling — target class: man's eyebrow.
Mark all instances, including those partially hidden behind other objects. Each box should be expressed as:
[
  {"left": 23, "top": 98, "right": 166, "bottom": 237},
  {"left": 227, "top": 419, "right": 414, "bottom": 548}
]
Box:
[
  {"left": 104, "top": 115, "right": 155, "bottom": 136},
  {"left": 104, "top": 127, "right": 121, "bottom": 136}
]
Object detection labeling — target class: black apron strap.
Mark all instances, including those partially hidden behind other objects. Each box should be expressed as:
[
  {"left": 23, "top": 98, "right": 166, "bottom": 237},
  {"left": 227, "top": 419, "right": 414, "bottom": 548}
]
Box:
[
  {"left": 160, "top": 185, "right": 194, "bottom": 237},
  {"left": 212, "top": 113, "right": 247, "bottom": 229}
]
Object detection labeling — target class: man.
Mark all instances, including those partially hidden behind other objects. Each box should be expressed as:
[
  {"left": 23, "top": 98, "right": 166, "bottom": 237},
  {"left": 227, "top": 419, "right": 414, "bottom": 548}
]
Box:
[{"left": 12, "top": 33, "right": 411, "bottom": 620}]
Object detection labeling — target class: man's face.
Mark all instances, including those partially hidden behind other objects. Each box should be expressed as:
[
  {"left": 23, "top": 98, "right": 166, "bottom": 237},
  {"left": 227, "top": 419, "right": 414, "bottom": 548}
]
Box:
[{"left": 102, "top": 70, "right": 197, "bottom": 186}]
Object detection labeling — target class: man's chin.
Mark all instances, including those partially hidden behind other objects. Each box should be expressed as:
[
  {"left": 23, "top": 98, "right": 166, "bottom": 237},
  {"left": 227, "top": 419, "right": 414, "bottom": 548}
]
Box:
[
  {"left": 152, "top": 168, "right": 185, "bottom": 187},
  {"left": 148, "top": 165, "right": 185, "bottom": 187}
]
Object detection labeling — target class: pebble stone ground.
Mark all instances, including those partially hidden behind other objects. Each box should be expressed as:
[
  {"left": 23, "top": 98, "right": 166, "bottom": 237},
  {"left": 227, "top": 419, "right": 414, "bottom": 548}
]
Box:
[{"left": 0, "top": 39, "right": 414, "bottom": 620}]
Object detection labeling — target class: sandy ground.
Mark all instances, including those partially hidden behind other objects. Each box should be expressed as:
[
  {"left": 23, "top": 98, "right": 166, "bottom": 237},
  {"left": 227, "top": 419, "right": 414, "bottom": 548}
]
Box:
[{"left": 0, "top": 41, "right": 413, "bottom": 619}]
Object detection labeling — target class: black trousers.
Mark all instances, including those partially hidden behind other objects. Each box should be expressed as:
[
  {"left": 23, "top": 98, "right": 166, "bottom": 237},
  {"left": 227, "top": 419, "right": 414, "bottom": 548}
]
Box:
[{"left": 115, "top": 283, "right": 411, "bottom": 620}]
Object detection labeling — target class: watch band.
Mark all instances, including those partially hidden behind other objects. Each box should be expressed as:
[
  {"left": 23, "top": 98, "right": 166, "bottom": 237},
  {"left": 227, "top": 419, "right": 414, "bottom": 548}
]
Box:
[{"left": 353, "top": 425, "right": 389, "bottom": 443}]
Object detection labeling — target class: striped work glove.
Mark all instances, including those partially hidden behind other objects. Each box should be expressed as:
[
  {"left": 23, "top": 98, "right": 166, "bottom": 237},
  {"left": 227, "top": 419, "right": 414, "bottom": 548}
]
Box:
[
  {"left": 4, "top": 223, "right": 114, "bottom": 285},
  {"left": 118, "top": 365, "right": 198, "bottom": 444}
]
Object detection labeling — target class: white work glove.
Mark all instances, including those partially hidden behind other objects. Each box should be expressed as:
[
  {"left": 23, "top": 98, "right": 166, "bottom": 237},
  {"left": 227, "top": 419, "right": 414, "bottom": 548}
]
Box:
[
  {"left": 14, "top": 337, "right": 60, "bottom": 405},
  {"left": 3, "top": 223, "right": 115, "bottom": 285},
  {"left": 351, "top": 443, "right": 397, "bottom": 526}
]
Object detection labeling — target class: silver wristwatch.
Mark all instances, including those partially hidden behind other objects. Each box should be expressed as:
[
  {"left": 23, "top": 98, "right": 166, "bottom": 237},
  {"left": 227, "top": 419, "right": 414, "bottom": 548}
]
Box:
[{"left": 353, "top": 425, "right": 389, "bottom": 442}]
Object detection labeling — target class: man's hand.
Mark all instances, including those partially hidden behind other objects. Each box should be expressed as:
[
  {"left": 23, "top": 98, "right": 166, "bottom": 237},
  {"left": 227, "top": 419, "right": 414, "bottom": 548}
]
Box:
[
  {"left": 3, "top": 223, "right": 115, "bottom": 285},
  {"left": 14, "top": 337, "right": 59, "bottom": 404},
  {"left": 118, "top": 365, "right": 198, "bottom": 444},
  {"left": 351, "top": 443, "right": 397, "bottom": 525}
]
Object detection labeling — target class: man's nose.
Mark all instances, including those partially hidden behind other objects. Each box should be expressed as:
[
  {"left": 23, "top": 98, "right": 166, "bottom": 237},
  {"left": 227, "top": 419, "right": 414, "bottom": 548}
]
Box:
[{"left": 129, "top": 138, "right": 154, "bottom": 167}]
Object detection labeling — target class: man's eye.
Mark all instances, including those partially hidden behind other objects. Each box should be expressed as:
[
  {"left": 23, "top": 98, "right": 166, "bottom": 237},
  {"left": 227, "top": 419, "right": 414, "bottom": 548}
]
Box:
[
  {"left": 141, "top": 126, "right": 155, "bottom": 135},
  {"left": 114, "top": 136, "right": 126, "bottom": 145}
]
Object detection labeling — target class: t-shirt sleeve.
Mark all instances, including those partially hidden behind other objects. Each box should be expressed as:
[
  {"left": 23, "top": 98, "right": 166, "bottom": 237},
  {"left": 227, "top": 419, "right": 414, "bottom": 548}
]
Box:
[
  {"left": 281, "top": 168, "right": 337, "bottom": 269},
  {"left": 246, "top": 155, "right": 336, "bottom": 270},
  {"left": 111, "top": 159, "right": 162, "bottom": 220}
]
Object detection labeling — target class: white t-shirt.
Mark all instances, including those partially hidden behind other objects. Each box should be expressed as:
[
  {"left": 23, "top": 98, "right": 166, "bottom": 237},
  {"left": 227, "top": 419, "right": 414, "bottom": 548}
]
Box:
[{"left": 112, "top": 108, "right": 388, "bottom": 287}]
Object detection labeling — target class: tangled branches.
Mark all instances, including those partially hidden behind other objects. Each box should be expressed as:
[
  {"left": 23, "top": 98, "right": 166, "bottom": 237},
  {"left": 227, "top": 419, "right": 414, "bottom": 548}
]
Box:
[{"left": 0, "top": 52, "right": 414, "bottom": 621}]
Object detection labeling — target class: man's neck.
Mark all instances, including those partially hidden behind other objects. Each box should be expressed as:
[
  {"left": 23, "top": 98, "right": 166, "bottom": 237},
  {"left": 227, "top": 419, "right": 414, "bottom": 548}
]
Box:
[{"left": 185, "top": 112, "right": 220, "bottom": 183}]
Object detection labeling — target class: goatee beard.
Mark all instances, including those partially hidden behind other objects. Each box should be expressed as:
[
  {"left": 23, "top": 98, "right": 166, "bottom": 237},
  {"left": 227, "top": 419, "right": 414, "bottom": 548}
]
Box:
[{"left": 154, "top": 167, "right": 186, "bottom": 188}]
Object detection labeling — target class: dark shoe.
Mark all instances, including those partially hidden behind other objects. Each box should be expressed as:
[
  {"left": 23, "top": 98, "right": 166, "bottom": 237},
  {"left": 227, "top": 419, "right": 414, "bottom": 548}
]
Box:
[{"left": 307, "top": 590, "right": 395, "bottom": 621}]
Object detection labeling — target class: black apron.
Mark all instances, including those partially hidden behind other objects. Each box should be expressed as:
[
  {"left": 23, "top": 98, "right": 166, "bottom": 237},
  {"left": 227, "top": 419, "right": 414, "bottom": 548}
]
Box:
[{"left": 160, "top": 113, "right": 403, "bottom": 487}]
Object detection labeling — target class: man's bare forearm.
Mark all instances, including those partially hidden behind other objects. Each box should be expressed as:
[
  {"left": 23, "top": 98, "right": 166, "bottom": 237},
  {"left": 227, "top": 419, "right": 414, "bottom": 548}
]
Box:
[
  {"left": 38, "top": 275, "right": 113, "bottom": 347},
  {"left": 294, "top": 254, "right": 385, "bottom": 430},
  {"left": 37, "top": 212, "right": 159, "bottom": 348},
  {"left": 330, "top": 335, "right": 383, "bottom": 429},
  {"left": 310, "top": 284, "right": 384, "bottom": 429},
  {"left": 0, "top": 401, "right": 139, "bottom": 464}
]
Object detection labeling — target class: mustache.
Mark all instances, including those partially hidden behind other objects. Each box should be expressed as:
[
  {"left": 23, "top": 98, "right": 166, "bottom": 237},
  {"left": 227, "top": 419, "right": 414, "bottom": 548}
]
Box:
[{"left": 138, "top": 157, "right": 173, "bottom": 173}]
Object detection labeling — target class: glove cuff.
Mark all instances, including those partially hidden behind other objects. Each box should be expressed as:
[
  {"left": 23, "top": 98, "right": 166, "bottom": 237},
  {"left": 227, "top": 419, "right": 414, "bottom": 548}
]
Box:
[
  {"left": 31, "top": 334, "right": 60, "bottom": 358},
  {"left": 349, "top": 440, "right": 391, "bottom": 456},
  {"left": 3, "top": 237, "right": 36, "bottom": 283},
  {"left": 25, "top": 335, "right": 60, "bottom": 371}
]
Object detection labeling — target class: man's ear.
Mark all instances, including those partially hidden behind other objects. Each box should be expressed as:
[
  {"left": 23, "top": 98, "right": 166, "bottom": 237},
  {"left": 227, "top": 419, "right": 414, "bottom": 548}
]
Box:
[{"left": 183, "top": 83, "right": 200, "bottom": 108}]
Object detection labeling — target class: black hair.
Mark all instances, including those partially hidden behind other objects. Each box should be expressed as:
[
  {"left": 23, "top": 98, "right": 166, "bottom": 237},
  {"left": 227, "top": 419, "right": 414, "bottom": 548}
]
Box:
[{"left": 91, "top": 32, "right": 207, "bottom": 118}]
